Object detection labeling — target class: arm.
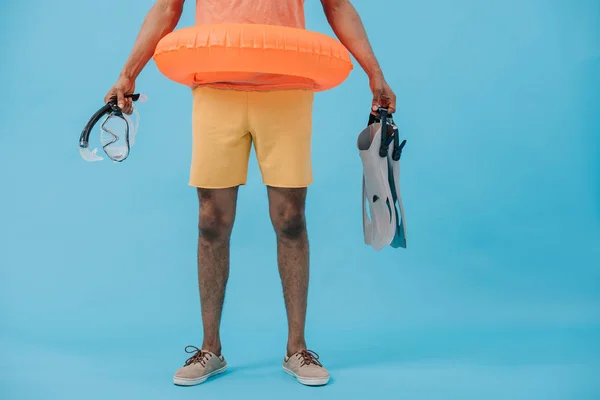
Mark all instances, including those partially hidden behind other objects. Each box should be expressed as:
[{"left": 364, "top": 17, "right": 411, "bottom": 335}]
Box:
[
  {"left": 120, "top": 0, "right": 186, "bottom": 80},
  {"left": 321, "top": 0, "right": 381, "bottom": 79},
  {"left": 105, "top": 0, "right": 186, "bottom": 111},
  {"left": 320, "top": 0, "right": 396, "bottom": 113}
]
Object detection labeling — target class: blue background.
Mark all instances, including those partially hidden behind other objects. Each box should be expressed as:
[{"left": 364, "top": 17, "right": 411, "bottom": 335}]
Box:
[{"left": 1, "top": 0, "right": 599, "bottom": 399}]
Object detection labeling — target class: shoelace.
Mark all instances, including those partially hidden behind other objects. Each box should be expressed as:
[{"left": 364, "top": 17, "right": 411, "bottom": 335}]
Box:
[
  {"left": 298, "top": 350, "right": 323, "bottom": 367},
  {"left": 183, "top": 345, "right": 213, "bottom": 367}
]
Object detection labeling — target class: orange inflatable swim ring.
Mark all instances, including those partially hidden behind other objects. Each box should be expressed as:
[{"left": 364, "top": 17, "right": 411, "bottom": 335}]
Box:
[{"left": 153, "top": 24, "right": 353, "bottom": 91}]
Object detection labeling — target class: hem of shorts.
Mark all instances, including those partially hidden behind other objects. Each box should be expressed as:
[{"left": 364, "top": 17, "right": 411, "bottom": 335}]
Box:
[
  {"left": 194, "top": 83, "right": 314, "bottom": 92},
  {"left": 188, "top": 181, "right": 247, "bottom": 189},
  {"left": 263, "top": 180, "right": 313, "bottom": 188}
]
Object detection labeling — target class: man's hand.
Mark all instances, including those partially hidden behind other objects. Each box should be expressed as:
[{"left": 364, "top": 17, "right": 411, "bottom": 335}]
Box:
[
  {"left": 104, "top": 75, "right": 136, "bottom": 114},
  {"left": 370, "top": 73, "right": 396, "bottom": 115}
]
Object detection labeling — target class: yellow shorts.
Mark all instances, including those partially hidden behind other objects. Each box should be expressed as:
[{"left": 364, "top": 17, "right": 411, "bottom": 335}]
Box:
[{"left": 189, "top": 87, "right": 314, "bottom": 188}]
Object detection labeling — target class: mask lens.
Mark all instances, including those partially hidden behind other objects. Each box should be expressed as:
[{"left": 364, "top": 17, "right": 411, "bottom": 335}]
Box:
[{"left": 101, "top": 114, "right": 130, "bottom": 162}]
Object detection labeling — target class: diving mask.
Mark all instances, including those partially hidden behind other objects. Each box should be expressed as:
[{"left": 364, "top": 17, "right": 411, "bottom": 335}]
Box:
[{"left": 79, "top": 93, "right": 148, "bottom": 162}]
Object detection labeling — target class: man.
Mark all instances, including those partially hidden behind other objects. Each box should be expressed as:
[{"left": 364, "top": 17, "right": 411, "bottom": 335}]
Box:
[{"left": 104, "top": 0, "right": 396, "bottom": 387}]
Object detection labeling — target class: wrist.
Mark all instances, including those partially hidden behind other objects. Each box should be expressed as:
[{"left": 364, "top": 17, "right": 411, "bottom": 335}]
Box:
[
  {"left": 367, "top": 68, "right": 384, "bottom": 81},
  {"left": 119, "top": 69, "right": 136, "bottom": 81}
]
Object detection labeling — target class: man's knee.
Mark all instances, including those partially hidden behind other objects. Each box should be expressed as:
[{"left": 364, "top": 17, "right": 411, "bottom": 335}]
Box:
[
  {"left": 198, "top": 192, "right": 236, "bottom": 242},
  {"left": 272, "top": 205, "right": 306, "bottom": 240},
  {"left": 199, "top": 208, "right": 235, "bottom": 241}
]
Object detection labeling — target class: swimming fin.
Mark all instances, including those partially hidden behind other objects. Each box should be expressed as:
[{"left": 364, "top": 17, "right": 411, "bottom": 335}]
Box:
[{"left": 357, "top": 108, "right": 407, "bottom": 250}]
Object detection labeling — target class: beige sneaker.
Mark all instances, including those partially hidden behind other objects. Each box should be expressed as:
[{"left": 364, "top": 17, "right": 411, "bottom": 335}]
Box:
[
  {"left": 282, "top": 350, "right": 330, "bottom": 386},
  {"left": 173, "top": 346, "right": 227, "bottom": 386}
]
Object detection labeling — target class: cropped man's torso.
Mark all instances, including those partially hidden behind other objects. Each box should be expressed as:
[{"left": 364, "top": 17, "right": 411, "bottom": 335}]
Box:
[
  {"left": 196, "top": 0, "right": 305, "bottom": 28},
  {"left": 194, "top": 0, "right": 311, "bottom": 90}
]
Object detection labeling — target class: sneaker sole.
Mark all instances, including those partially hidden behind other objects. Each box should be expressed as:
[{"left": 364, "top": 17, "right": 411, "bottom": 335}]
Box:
[
  {"left": 173, "top": 365, "right": 227, "bottom": 386},
  {"left": 282, "top": 365, "right": 330, "bottom": 386}
]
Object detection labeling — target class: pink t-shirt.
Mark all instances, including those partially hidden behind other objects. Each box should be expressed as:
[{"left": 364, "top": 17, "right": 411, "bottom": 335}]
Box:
[
  {"left": 196, "top": 0, "right": 305, "bottom": 28},
  {"left": 194, "top": 0, "right": 312, "bottom": 90}
]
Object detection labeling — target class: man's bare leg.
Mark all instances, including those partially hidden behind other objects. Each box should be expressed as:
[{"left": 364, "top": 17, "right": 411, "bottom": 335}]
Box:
[
  {"left": 197, "top": 187, "right": 239, "bottom": 356},
  {"left": 267, "top": 186, "right": 310, "bottom": 356}
]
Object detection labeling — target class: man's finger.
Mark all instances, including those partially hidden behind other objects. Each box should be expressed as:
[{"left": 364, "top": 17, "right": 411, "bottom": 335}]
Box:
[
  {"left": 116, "top": 88, "right": 125, "bottom": 109},
  {"left": 372, "top": 100, "right": 380, "bottom": 112},
  {"left": 124, "top": 98, "right": 133, "bottom": 115},
  {"left": 372, "top": 90, "right": 382, "bottom": 113},
  {"left": 388, "top": 93, "right": 397, "bottom": 114},
  {"left": 384, "top": 96, "right": 396, "bottom": 114},
  {"left": 104, "top": 90, "right": 114, "bottom": 105}
]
